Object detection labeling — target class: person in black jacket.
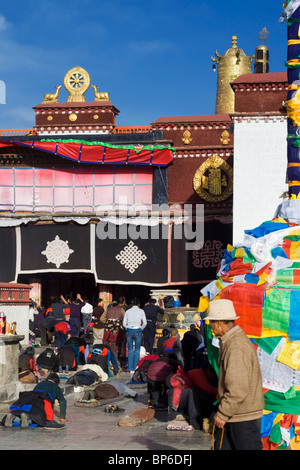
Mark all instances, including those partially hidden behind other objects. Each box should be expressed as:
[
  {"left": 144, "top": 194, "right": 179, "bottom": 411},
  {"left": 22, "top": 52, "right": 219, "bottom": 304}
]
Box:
[
  {"left": 143, "top": 299, "right": 164, "bottom": 354},
  {"left": 156, "top": 328, "right": 170, "bottom": 356},
  {"left": 181, "top": 324, "right": 204, "bottom": 371}
]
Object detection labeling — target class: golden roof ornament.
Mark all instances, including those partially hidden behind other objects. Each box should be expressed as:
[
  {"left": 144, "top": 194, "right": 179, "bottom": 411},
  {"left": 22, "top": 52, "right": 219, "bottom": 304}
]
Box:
[
  {"left": 212, "top": 35, "right": 254, "bottom": 114},
  {"left": 64, "top": 66, "right": 91, "bottom": 102},
  {"left": 91, "top": 85, "right": 110, "bottom": 101},
  {"left": 42, "top": 85, "right": 62, "bottom": 104},
  {"left": 254, "top": 27, "right": 270, "bottom": 74}
]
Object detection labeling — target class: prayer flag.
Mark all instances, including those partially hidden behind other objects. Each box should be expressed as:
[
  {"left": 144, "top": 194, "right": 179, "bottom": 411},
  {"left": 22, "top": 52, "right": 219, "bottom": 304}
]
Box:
[
  {"left": 263, "top": 288, "right": 291, "bottom": 335},
  {"left": 220, "top": 283, "right": 265, "bottom": 337}
]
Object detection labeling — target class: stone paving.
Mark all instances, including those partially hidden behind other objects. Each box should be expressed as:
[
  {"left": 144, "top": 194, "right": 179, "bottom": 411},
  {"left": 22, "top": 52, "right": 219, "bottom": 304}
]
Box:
[{"left": 0, "top": 346, "right": 212, "bottom": 452}]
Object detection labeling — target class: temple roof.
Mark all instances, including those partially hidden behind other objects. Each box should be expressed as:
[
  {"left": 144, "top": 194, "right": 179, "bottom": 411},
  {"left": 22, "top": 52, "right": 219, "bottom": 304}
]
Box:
[
  {"left": 232, "top": 72, "right": 287, "bottom": 84},
  {"left": 152, "top": 114, "right": 231, "bottom": 125}
]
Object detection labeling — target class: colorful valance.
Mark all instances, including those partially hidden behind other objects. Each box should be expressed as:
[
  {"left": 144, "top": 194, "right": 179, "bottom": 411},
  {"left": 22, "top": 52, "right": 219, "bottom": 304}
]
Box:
[{"left": 0, "top": 139, "right": 175, "bottom": 167}]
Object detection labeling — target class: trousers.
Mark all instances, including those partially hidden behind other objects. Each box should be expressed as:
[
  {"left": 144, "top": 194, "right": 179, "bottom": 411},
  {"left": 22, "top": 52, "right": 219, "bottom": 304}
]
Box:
[
  {"left": 213, "top": 418, "right": 263, "bottom": 451},
  {"left": 126, "top": 328, "right": 142, "bottom": 371}
]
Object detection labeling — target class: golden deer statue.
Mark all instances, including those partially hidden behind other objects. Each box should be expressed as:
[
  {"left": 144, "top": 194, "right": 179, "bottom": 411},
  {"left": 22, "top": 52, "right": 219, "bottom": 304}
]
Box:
[
  {"left": 91, "top": 85, "right": 109, "bottom": 101},
  {"left": 43, "top": 85, "right": 62, "bottom": 103}
]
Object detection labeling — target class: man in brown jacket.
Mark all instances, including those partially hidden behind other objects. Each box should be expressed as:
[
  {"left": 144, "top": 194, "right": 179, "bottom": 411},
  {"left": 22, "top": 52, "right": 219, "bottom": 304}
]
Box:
[{"left": 205, "top": 299, "right": 264, "bottom": 450}]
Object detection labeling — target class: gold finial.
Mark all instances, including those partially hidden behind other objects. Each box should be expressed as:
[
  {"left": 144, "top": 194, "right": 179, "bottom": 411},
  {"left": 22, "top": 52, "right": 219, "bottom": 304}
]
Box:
[
  {"left": 64, "top": 66, "right": 91, "bottom": 102},
  {"left": 91, "top": 85, "right": 110, "bottom": 101},
  {"left": 211, "top": 35, "right": 254, "bottom": 114},
  {"left": 42, "top": 85, "right": 62, "bottom": 103},
  {"left": 259, "top": 27, "right": 269, "bottom": 45}
]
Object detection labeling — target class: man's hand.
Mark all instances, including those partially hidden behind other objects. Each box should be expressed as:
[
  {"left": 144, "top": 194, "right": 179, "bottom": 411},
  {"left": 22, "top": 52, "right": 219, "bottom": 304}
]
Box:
[{"left": 213, "top": 414, "right": 226, "bottom": 429}]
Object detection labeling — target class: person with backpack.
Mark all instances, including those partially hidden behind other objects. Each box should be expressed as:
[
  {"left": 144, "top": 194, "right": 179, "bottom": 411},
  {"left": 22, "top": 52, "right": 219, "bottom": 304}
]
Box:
[
  {"left": 163, "top": 328, "right": 184, "bottom": 367},
  {"left": 86, "top": 343, "right": 119, "bottom": 377},
  {"left": 3, "top": 373, "right": 67, "bottom": 430}
]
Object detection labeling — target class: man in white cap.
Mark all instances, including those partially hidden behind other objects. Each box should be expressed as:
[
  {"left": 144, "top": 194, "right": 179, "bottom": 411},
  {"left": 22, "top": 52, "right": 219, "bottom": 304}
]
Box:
[{"left": 205, "top": 299, "right": 264, "bottom": 450}]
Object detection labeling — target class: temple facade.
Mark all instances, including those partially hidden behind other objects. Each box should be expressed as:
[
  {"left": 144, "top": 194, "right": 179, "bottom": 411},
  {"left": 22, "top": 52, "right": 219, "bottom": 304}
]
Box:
[{"left": 0, "top": 35, "right": 289, "bottom": 309}]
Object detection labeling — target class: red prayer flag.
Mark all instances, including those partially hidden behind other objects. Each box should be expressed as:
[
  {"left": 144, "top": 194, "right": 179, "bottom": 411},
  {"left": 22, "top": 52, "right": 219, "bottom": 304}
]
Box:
[{"left": 220, "top": 283, "right": 266, "bottom": 336}]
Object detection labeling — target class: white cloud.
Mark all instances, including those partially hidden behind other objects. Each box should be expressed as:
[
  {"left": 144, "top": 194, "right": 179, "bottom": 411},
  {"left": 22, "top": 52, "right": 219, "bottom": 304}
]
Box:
[{"left": 0, "top": 13, "right": 11, "bottom": 32}]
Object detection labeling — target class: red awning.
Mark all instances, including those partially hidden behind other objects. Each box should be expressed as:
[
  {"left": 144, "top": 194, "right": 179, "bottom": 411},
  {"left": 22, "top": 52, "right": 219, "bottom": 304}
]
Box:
[{"left": 0, "top": 139, "right": 175, "bottom": 167}]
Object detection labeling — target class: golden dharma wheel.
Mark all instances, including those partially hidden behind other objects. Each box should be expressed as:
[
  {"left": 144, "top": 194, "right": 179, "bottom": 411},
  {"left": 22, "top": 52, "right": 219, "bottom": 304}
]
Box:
[{"left": 64, "top": 66, "right": 91, "bottom": 102}]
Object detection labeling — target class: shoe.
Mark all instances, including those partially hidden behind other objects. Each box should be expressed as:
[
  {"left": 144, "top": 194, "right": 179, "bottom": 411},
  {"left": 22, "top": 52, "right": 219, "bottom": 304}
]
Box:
[
  {"left": 44, "top": 420, "right": 65, "bottom": 430},
  {"left": 4, "top": 413, "right": 13, "bottom": 427},
  {"left": 21, "top": 413, "right": 29, "bottom": 428}
]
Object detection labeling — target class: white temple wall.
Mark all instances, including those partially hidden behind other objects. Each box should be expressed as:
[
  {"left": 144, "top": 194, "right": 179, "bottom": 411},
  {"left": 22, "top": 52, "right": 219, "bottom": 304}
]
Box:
[{"left": 232, "top": 115, "right": 288, "bottom": 245}]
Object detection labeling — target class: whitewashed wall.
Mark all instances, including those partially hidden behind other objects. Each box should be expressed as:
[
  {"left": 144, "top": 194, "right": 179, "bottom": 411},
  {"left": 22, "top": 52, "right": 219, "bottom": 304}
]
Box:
[{"left": 232, "top": 115, "right": 288, "bottom": 245}]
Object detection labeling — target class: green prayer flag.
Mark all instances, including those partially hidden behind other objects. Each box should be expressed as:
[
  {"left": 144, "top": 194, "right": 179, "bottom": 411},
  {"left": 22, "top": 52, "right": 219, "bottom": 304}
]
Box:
[
  {"left": 269, "top": 422, "right": 283, "bottom": 445},
  {"left": 263, "top": 288, "right": 290, "bottom": 334},
  {"left": 254, "top": 337, "right": 284, "bottom": 355},
  {"left": 264, "top": 389, "right": 300, "bottom": 415},
  {"left": 205, "top": 323, "right": 219, "bottom": 376}
]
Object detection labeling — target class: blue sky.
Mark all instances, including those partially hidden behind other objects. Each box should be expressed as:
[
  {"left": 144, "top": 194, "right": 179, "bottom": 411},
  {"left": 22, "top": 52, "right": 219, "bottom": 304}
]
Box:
[{"left": 0, "top": 0, "right": 289, "bottom": 129}]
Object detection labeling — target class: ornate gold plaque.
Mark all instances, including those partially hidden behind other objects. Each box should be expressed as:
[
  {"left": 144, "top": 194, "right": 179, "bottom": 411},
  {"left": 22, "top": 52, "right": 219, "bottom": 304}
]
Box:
[
  {"left": 182, "top": 130, "right": 192, "bottom": 145},
  {"left": 220, "top": 130, "right": 230, "bottom": 145},
  {"left": 64, "top": 66, "right": 91, "bottom": 102},
  {"left": 69, "top": 113, "right": 78, "bottom": 122},
  {"left": 193, "top": 154, "right": 233, "bottom": 202}
]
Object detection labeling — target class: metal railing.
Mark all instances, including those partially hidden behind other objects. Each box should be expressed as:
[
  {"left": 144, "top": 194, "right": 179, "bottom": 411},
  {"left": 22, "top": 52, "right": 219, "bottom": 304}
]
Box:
[
  {"left": 113, "top": 126, "right": 152, "bottom": 134},
  {"left": 0, "top": 129, "right": 34, "bottom": 137}
]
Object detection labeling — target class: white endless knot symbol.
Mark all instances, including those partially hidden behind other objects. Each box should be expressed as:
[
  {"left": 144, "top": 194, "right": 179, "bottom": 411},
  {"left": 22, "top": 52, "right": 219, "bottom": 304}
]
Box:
[
  {"left": 41, "top": 235, "right": 74, "bottom": 268},
  {"left": 115, "top": 241, "right": 147, "bottom": 274}
]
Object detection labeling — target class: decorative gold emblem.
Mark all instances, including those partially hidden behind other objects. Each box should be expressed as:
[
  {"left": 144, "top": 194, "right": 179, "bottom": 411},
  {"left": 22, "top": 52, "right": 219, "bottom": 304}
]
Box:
[
  {"left": 91, "top": 85, "right": 110, "bottom": 101},
  {"left": 47, "top": 115, "right": 53, "bottom": 121},
  {"left": 69, "top": 113, "right": 78, "bottom": 122},
  {"left": 64, "top": 66, "right": 91, "bottom": 102},
  {"left": 220, "top": 130, "right": 230, "bottom": 145},
  {"left": 42, "top": 85, "right": 62, "bottom": 104},
  {"left": 163, "top": 313, "right": 169, "bottom": 323},
  {"left": 193, "top": 313, "right": 201, "bottom": 322},
  {"left": 177, "top": 313, "right": 185, "bottom": 323},
  {"left": 182, "top": 130, "right": 192, "bottom": 145},
  {"left": 93, "top": 114, "right": 99, "bottom": 120},
  {"left": 193, "top": 154, "right": 233, "bottom": 202}
]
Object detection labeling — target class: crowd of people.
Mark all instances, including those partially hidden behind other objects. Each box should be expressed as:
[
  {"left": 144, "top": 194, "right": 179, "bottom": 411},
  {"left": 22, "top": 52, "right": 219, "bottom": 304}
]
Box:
[{"left": 4, "top": 296, "right": 265, "bottom": 450}]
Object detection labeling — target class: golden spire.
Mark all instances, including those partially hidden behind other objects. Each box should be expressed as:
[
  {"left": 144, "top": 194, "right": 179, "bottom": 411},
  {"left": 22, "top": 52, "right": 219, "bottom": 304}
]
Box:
[
  {"left": 212, "top": 35, "right": 254, "bottom": 114},
  {"left": 254, "top": 27, "right": 270, "bottom": 74}
]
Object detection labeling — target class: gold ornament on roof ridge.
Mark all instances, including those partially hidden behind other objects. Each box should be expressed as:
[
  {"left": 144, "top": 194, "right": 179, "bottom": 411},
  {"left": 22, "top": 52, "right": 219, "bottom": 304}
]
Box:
[
  {"left": 211, "top": 35, "right": 254, "bottom": 114},
  {"left": 42, "top": 85, "right": 62, "bottom": 103},
  {"left": 91, "top": 85, "right": 110, "bottom": 101},
  {"left": 64, "top": 66, "right": 91, "bottom": 102},
  {"left": 259, "top": 27, "right": 269, "bottom": 45}
]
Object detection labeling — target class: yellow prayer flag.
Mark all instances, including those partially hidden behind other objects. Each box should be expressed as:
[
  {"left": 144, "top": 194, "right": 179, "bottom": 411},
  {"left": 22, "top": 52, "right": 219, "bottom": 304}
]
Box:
[
  {"left": 277, "top": 341, "right": 300, "bottom": 370},
  {"left": 235, "top": 248, "right": 246, "bottom": 259},
  {"left": 198, "top": 295, "right": 209, "bottom": 313},
  {"left": 290, "top": 241, "right": 300, "bottom": 260}
]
